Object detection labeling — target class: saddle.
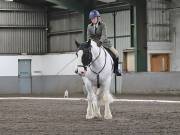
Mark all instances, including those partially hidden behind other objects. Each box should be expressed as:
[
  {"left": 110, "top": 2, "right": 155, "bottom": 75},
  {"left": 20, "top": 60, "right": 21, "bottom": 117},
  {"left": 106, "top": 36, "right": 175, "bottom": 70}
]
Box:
[{"left": 104, "top": 47, "right": 116, "bottom": 61}]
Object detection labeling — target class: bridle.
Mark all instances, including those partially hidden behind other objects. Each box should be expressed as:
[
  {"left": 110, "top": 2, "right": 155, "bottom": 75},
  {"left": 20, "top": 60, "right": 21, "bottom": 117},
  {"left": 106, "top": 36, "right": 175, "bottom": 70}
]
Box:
[
  {"left": 76, "top": 45, "right": 101, "bottom": 71},
  {"left": 76, "top": 45, "right": 92, "bottom": 71}
]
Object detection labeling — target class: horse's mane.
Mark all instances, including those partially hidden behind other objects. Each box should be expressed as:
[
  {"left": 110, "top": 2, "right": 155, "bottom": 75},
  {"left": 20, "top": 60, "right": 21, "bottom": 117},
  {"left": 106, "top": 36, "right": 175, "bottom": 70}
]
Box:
[{"left": 90, "top": 40, "right": 99, "bottom": 49}]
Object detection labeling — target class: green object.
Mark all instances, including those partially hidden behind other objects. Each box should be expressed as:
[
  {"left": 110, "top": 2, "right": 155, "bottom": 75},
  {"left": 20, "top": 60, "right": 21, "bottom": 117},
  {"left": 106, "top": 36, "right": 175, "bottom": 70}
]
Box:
[{"left": 133, "top": 0, "right": 147, "bottom": 72}]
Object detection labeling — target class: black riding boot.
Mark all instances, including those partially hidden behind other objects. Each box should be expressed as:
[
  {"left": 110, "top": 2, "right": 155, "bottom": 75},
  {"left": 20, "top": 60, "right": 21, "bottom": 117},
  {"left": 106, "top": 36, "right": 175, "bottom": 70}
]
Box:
[{"left": 114, "top": 57, "right": 121, "bottom": 76}]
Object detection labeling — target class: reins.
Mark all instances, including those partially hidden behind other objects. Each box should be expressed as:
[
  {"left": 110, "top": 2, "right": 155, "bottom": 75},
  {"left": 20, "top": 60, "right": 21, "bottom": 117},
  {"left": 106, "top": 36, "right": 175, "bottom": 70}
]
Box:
[{"left": 89, "top": 47, "right": 107, "bottom": 88}]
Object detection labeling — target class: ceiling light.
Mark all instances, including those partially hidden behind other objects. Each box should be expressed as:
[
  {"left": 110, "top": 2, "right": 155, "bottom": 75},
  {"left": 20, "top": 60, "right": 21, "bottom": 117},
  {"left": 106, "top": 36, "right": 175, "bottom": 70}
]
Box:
[{"left": 5, "top": 0, "right": 14, "bottom": 2}]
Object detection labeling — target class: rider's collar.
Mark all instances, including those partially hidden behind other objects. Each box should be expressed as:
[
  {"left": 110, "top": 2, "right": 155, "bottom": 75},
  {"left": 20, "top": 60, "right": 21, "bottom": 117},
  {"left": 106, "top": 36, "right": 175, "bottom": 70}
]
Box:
[{"left": 90, "top": 21, "right": 101, "bottom": 26}]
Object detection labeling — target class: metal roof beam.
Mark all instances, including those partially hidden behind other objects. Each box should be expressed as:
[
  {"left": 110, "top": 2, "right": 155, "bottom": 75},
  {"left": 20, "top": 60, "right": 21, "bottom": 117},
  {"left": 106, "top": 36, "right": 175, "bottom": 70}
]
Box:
[
  {"left": 97, "top": 0, "right": 116, "bottom": 3},
  {"left": 45, "top": 0, "right": 85, "bottom": 12},
  {"left": 45, "top": 0, "right": 67, "bottom": 9}
]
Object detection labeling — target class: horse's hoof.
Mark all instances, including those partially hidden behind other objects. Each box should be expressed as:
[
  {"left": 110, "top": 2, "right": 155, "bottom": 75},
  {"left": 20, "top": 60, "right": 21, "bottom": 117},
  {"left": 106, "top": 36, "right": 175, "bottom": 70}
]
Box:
[
  {"left": 104, "top": 114, "right": 112, "bottom": 119},
  {"left": 86, "top": 115, "right": 94, "bottom": 119},
  {"left": 94, "top": 113, "right": 102, "bottom": 118},
  {"left": 94, "top": 116, "right": 103, "bottom": 121}
]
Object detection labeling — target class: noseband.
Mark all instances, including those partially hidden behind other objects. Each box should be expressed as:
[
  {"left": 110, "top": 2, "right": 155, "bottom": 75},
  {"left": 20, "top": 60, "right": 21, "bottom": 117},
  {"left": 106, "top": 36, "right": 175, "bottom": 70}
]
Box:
[{"left": 77, "top": 65, "right": 87, "bottom": 71}]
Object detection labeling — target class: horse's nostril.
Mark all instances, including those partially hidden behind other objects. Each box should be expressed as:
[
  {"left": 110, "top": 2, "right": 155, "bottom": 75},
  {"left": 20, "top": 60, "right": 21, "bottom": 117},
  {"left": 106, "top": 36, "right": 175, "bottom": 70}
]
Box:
[{"left": 81, "top": 71, "right": 84, "bottom": 74}]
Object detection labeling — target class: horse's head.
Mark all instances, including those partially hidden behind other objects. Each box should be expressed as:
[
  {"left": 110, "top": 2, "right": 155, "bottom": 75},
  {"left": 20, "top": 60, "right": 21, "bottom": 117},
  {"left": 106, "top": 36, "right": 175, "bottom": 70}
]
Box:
[{"left": 75, "top": 39, "right": 92, "bottom": 76}]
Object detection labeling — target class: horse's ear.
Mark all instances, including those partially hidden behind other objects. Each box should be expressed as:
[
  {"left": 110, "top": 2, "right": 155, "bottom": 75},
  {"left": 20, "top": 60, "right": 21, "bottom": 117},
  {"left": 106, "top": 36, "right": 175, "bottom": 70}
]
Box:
[
  {"left": 75, "top": 40, "right": 80, "bottom": 48},
  {"left": 87, "top": 39, "right": 91, "bottom": 46}
]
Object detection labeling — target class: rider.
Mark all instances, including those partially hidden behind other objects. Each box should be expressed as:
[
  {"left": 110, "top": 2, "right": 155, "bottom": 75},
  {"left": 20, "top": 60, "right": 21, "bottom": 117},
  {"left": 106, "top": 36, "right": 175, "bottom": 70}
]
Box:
[{"left": 87, "top": 9, "right": 121, "bottom": 76}]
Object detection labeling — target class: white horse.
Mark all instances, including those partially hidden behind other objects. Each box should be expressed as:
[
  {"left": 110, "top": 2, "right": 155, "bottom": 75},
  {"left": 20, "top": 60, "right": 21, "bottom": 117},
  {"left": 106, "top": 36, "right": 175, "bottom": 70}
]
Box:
[{"left": 75, "top": 39, "right": 114, "bottom": 119}]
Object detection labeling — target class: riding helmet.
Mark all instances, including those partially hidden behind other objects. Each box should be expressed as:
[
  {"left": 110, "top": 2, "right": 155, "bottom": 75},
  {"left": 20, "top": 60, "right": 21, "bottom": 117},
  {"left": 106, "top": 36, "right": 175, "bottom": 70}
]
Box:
[{"left": 89, "top": 10, "right": 100, "bottom": 19}]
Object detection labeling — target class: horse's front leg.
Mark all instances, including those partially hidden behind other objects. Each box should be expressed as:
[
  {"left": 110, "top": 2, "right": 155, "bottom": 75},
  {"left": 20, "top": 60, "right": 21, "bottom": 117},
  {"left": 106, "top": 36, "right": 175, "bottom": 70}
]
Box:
[
  {"left": 86, "top": 98, "right": 94, "bottom": 119},
  {"left": 88, "top": 87, "right": 101, "bottom": 119},
  {"left": 102, "top": 77, "right": 113, "bottom": 119},
  {"left": 84, "top": 79, "right": 94, "bottom": 119},
  {"left": 83, "top": 79, "right": 97, "bottom": 119},
  {"left": 88, "top": 93, "right": 101, "bottom": 119},
  {"left": 91, "top": 88, "right": 102, "bottom": 118},
  {"left": 84, "top": 80, "right": 101, "bottom": 119},
  {"left": 95, "top": 88, "right": 103, "bottom": 117}
]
